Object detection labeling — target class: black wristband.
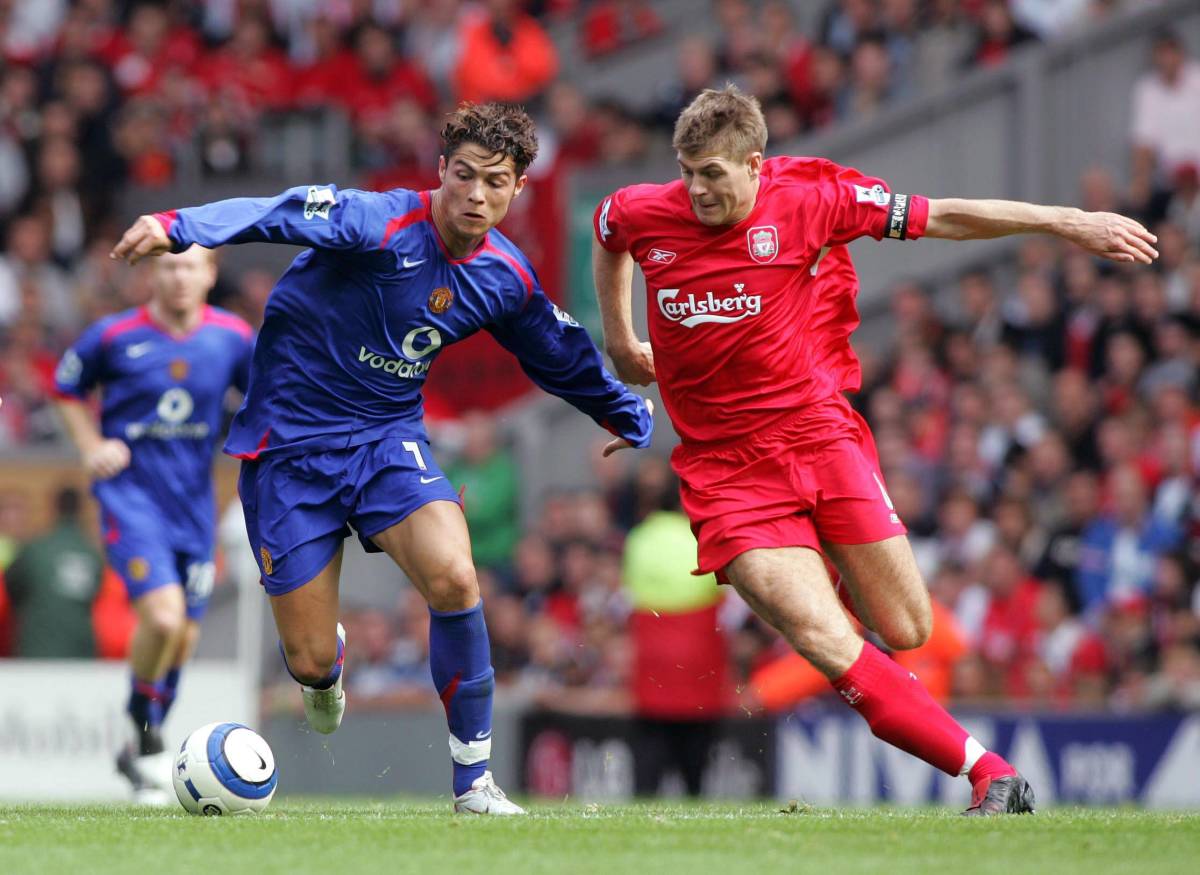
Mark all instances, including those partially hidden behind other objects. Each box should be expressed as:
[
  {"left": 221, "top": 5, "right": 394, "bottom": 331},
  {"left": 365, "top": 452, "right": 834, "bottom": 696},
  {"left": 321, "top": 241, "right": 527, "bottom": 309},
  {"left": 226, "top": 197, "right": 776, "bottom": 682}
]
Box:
[{"left": 886, "top": 193, "right": 911, "bottom": 240}]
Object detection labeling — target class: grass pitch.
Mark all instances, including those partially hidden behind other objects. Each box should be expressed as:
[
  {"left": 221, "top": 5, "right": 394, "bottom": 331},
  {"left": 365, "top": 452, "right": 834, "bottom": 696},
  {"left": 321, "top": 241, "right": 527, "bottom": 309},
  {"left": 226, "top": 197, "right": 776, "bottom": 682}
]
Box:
[{"left": 2, "top": 800, "right": 1197, "bottom": 875}]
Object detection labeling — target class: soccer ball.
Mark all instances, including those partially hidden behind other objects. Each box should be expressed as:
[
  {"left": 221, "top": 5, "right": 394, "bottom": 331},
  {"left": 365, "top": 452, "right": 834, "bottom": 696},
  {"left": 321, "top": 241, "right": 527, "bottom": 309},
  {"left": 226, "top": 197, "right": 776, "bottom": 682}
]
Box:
[{"left": 173, "top": 722, "right": 278, "bottom": 816}]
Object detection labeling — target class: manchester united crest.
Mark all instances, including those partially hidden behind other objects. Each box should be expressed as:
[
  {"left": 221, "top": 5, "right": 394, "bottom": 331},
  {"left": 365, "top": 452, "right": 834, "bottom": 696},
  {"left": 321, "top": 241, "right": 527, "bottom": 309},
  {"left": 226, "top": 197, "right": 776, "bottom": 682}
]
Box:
[
  {"left": 428, "top": 287, "right": 454, "bottom": 314},
  {"left": 747, "top": 225, "right": 779, "bottom": 264},
  {"left": 169, "top": 358, "right": 190, "bottom": 381},
  {"left": 260, "top": 546, "right": 274, "bottom": 576}
]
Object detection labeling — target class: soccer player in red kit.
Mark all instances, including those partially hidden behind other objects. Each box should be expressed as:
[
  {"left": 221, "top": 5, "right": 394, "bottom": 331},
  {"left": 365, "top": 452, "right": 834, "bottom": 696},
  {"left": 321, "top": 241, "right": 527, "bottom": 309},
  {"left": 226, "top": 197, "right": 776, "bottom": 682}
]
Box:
[{"left": 593, "top": 86, "right": 1158, "bottom": 815}]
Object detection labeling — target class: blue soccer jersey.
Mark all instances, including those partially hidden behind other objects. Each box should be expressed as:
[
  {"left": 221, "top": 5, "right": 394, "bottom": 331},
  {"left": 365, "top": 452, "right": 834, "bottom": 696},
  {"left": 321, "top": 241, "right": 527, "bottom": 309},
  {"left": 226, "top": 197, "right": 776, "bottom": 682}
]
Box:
[
  {"left": 54, "top": 305, "right": 255, "bottom": 554},
  {"left": 152, "top": 184, "right": 653, "bottom": 459}
]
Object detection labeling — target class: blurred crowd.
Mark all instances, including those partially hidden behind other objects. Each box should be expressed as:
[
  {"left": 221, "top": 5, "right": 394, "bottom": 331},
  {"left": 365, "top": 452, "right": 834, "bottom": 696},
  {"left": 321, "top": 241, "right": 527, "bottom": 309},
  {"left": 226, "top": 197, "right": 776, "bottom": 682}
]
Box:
[
  {"left": 0, "top": 0, "right": 1168, "bottom": 439},
  {"left": 0, "top": 1, "right": 1198, "bottom": 716},
  {"left": 855, "top": 166, "right": 1200, "bottom": 712}
]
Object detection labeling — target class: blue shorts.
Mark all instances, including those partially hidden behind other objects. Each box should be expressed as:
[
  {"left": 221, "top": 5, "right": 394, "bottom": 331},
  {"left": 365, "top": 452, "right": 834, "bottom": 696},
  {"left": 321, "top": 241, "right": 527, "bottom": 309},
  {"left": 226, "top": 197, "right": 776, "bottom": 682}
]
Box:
[
  {"left": 238, "top": 436, "right": 461, "bottom": 596},
  {"left": 101, "top": 507, "right": 215, "bottom": 621}
]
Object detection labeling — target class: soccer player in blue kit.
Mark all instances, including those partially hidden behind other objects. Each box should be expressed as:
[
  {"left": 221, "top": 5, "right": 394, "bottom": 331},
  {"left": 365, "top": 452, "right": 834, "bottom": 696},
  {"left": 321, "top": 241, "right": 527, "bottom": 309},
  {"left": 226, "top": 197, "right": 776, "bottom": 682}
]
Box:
[
  {"left": 54, "top": 244, "right": 254, "bottom": 802},
  {"left": 110, "top": 103, "right": 653, "bottom": 814}
]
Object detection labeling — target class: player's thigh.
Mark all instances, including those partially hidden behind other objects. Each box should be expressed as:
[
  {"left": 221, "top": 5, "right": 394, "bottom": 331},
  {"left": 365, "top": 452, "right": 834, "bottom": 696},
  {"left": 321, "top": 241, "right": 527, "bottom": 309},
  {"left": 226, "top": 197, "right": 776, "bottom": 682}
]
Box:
[
  {"left": 369, "top": 500, "right": 479, "bottom": 612},
  {"left": 725, "top": 546, "right": 861, "bottom": 678},
  {"left": 822, "top": 535, "right": 932, "bottom": 651},
  {"left": 109, "top": 536, "right": 186, "bottom": 633},
  {"left": 269, "top": 545, "right": 344, "bottom": 678},
  {"left": 239, "top": 454, "right": 355, "bottom": 598}
]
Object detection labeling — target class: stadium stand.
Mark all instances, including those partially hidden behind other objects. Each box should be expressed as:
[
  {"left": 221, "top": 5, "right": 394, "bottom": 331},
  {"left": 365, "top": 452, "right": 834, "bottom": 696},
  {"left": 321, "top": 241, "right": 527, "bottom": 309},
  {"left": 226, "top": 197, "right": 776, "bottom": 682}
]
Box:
[{"left": 0, "top": 1, "right": 1197, "bottom": 727}]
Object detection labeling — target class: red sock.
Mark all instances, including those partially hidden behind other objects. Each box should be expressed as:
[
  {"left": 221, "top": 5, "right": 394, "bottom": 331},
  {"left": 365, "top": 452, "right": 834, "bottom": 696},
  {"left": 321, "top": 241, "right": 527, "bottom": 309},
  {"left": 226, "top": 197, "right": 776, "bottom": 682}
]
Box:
[
  {"left": 967, "top": 751, "right": 1017, "bottom": 786},
  {"left": 832, "top": 641, "right": 973, "bottom": 776}
]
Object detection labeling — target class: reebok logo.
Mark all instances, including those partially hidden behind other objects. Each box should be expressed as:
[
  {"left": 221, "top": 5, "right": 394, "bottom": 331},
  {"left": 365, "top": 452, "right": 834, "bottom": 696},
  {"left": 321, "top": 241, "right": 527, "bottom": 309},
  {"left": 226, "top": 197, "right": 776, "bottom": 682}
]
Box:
[
  {"left": 648, "top": 248, "right": 676, "bottom": 264},
  {"left": 657, "top": 286, "right": 763, "bottom": 328}
]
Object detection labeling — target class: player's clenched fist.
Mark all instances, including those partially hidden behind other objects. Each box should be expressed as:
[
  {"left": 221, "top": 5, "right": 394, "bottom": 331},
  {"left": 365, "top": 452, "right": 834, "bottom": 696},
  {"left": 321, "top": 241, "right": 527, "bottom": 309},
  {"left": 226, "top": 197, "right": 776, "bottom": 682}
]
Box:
[
  {"left": 111, "top": 214, "right": 172, "bottom": 265},
  {"left": 607, "top": 339, "right": 656, "bottom": 386},
  {"left": 85, "top": 438, "right": 132, "bottom": 480},
  {"left": 1064, "top": 210, "right": 1158, "bottom": 265}
]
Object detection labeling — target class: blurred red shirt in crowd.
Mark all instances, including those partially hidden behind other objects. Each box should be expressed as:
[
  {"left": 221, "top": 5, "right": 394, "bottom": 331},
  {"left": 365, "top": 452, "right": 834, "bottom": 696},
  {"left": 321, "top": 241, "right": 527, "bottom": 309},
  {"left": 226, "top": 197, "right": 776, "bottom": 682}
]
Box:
[{"left": 453, "top": 3, "right": 559, "bottom": 104}]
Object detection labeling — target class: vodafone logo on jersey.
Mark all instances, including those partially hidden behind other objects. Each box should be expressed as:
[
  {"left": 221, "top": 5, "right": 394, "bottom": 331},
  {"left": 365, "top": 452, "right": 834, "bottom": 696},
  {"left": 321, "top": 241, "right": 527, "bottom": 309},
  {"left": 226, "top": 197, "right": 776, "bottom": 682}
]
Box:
[
  {"left": 357, "top": 326, "right": 443, "bottom": 380},
  {"left": 657, "top": 285, "right": 763, "bottom": 328}
]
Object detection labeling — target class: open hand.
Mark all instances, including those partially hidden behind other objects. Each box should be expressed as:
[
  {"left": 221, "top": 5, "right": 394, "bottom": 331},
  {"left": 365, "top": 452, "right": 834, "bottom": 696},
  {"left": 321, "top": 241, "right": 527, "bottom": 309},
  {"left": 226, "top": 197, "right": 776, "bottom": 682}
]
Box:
[
  {"left": 602, "top": 399, "right": 654, "bottom": 457},
  {"left": 1065, "top": 210, "right": 1158, "bottom": 264},
  {"left": 111, "top": 215, "right": 173, "bottom": 265}
]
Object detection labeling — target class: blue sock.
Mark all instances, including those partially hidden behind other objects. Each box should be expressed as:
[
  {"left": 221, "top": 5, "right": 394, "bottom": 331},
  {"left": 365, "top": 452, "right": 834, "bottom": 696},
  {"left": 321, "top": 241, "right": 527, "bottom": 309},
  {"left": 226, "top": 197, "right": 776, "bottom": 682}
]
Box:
[
  {"left": 429, "top": 601, "right": 494, "bottom": 796},
  {"left": 128, "top": 676, "right": 165, "bottom": 753},
  {"left": 128, "top": 677, "right": 164, "bottom": 729},
  {"left": 279, "top": 635, "right": 344, "bottom": 690},
  {"left": 161, "top": 667, "right": 182, "bottom": 720}
]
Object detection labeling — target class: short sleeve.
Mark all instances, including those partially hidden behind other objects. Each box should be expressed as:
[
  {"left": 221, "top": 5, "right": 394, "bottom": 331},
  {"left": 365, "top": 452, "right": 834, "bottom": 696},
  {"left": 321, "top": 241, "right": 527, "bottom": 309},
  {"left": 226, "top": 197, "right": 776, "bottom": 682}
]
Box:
[
  {"left": 593, "top": 189, "right": 632, "bottom": 253},
  {"left": 53, "top": 322, "right": 106, "bottom": 400},
  {"left": 824, "top": 163, "right": 929, "bottom": 246}
]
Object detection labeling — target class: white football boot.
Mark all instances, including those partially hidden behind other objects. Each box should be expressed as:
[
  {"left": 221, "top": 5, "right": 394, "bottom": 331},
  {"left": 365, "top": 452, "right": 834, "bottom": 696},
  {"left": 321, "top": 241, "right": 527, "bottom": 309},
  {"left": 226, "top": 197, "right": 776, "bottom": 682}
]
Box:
[
  {"left": 301, "top": 622, "right": 347, "bottom": 734},
  {"left": 453, "top": 771, "right": 526, "bottom": 815},
  {"left": 116, "top": 746, "right": 174, "bottom": 804}
]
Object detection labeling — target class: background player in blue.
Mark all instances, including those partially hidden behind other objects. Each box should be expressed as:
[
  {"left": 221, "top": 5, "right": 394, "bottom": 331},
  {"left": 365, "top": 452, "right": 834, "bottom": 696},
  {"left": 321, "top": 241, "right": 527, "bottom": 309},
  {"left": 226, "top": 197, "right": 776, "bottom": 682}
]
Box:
[
  {"left": 110, "top": 102, "right": 654, "bottom": 814},
  {"left": 53, "top": 244, "right": 254, "bottom": 803}
]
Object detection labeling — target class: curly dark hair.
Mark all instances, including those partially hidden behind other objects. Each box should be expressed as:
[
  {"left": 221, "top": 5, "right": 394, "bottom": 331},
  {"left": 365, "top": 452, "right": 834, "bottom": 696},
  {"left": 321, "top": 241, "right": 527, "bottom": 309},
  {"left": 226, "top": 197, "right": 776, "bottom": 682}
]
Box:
[{"left": 440, "top": 102, "right": 539, "bottom": 175}]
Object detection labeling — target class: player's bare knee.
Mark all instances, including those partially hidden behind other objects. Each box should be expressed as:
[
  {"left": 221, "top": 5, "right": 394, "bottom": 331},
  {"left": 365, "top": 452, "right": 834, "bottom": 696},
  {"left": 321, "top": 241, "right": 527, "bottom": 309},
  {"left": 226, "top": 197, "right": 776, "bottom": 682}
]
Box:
[
  {"left": 424, "top": 559, "right": 479, "bottom": 613},
  {"left": 774, "top": 601, "right": 842, "bottom": 651},
  {"left": 880, "top": 605, "right": 932, "bottom": 651},
  {"left": 144, "top": 604, "right": 185, "bottom": 640},
  {"left": 284, "top": 642, "right": 338, "bottom": 686}
]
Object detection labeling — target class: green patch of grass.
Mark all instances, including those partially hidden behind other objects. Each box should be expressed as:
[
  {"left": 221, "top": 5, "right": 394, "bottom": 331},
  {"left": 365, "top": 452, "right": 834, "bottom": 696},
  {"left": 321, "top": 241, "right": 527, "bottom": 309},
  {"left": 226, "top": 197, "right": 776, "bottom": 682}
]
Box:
[{"left": 1, "top": 800, "right": 1197, "bottom": 875}]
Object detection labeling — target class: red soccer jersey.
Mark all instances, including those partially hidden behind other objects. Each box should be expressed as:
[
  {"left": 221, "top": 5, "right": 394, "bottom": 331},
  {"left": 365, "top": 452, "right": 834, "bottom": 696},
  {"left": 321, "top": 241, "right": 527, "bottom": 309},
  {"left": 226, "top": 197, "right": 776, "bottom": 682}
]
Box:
[{"left": 594, "top": 156, "right": 929, "bottom": 445}]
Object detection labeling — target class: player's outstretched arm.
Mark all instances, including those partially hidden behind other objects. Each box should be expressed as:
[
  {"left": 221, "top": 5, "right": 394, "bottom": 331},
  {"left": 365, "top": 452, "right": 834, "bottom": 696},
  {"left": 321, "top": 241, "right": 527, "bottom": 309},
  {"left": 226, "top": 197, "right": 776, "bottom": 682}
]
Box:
[
  {"left": 111, "top": 214, "right": 173, "bottom": 265},
  {"left": 488, "top": 286, "right": 654, "bottom": 451},
  {"left": 924, "top": 198, "right": 1158, "bottom": 264},
  {"left": 592, "top": 239, "right": 655, "bottom": 385},
  {"left": 601, "top": 398, "right": 654, "bottom": 457},
  {"left": 55, "top": 399, "right": 131, "bottom": 480},
  {"left": 110, "top": 184, "right": 376, "bottom": 264}
]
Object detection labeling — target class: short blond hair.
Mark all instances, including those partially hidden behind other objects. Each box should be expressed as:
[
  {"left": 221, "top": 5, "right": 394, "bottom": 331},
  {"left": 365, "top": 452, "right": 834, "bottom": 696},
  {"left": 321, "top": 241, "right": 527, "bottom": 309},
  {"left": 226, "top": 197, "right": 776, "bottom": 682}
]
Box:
[{"left": 672, "top": 84, "right": 768, "bottom": 160}]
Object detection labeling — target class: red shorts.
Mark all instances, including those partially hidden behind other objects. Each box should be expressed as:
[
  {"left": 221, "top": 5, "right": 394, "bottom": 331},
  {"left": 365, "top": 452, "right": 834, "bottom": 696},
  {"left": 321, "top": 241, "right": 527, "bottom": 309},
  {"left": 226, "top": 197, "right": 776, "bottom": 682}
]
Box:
[{"left": 671, "top": 396, "right": 906, "bottom": 580}]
